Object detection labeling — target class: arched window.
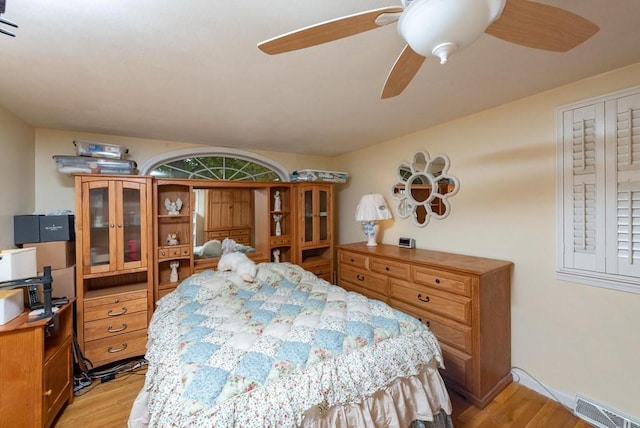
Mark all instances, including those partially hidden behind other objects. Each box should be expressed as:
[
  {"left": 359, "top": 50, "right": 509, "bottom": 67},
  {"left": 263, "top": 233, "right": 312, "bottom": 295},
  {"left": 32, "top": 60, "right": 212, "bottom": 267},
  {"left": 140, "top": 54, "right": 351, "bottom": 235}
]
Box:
[{"left": 139, "top": 147, "right": 289, "bottom": 181}]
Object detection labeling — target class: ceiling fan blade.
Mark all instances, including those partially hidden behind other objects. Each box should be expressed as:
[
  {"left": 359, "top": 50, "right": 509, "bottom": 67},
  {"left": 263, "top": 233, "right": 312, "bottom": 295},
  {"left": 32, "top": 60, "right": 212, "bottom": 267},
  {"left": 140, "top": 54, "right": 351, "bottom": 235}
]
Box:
[
  {"left": 485, "top": 0, "right": 599, "bottom": 52},
  {"left": 381, "top": 45, "right": 426, "bottom": 99},
  {"left": 258, "top": 6, "right": 403, "bottom": 55}
]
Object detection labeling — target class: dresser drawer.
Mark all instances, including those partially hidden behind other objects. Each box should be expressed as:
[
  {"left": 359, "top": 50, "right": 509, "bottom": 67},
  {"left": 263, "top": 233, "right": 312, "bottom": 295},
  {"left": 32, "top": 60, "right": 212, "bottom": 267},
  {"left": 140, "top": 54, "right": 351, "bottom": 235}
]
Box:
[
  {"left": 412, "top": 266, "right": 472, "bottom": 297},
  {"left": 370, "top": 257, "right": 410, "bottom": 280},
  {"left": 343, "top": 281, "right": 387, "bottom": 302},
  {"left": 158, "top": 284, "right": 177, "bottom": 300},
  {"left": 206, "top": 230, "right": 229, "bottom": 240},
  {"left": 390, "top": 299, "right": 472, "bottom": 354},
  {"left": 270, "top": 236, "right": 291, "bottom": 246},
  {"left": 84, "top": 297, "right": 147, "bottom": 322},
  {"left": 229, "top": 229, "right": 250, "bottom": 244},
  {"left": 84, "top": 329, "right": 148, "bottom": 368},
  {"left": 83, "top": 310, "right": 148, "bottom": 342},
  {"left": 390, "top": 279, "right": 471, "bottom": 325},
  {"left": 338, "top": 251, "right": 368, "bottom": 270},
  {"left": 439, "top": 342, "right": 472, "bottom": 389},
  {"left": 158, "top": 245, "right": 190, "bottom": 260},
  {"left": 84, "top": 289, "right": 147, "bottom": 308},
  {"left": 302, "top": 259, "right": 332, "bottom": 280},
  {"left": 340, "top": 265, "right": 388, "bottom": 295}
]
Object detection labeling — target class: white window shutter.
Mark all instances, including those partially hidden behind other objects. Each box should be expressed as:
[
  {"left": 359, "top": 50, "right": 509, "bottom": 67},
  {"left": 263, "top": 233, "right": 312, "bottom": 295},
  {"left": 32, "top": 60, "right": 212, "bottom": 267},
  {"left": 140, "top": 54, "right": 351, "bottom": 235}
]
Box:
[
  {"left": 606, "top": 92, "right": 640, "bottom": 277},
  {"left": 562, "top": 104, "right": 606, "bottom": 271}
]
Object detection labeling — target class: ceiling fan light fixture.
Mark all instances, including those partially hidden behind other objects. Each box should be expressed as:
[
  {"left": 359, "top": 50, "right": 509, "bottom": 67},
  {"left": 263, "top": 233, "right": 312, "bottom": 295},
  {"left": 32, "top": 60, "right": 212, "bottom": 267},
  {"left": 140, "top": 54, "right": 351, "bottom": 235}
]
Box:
[
  {"left": 432, "top": 42, "right": 456, "bottom": 64},
  {"left": 399, "top": 0, "right": 506, "bottom": 59}
]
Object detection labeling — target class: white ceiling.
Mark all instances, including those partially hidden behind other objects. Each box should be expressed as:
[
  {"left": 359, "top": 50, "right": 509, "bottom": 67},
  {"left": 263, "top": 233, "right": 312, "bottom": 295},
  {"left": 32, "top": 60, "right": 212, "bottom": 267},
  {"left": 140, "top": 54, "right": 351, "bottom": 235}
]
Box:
[{"left": 0, "top": 0, "right": 639, "bottom": 156}]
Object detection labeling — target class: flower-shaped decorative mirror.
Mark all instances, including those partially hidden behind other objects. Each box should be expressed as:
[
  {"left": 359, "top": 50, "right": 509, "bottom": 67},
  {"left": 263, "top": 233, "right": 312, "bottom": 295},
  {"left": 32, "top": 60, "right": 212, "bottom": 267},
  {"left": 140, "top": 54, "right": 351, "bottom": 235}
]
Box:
[{"left": 390, "top": 151, "right": 459, "bottom": 227}]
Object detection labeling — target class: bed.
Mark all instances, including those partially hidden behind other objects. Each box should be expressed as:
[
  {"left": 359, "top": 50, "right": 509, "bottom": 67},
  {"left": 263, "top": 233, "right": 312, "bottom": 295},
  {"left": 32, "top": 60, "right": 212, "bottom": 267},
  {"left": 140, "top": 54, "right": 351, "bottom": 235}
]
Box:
[{"left": 128, "top": 262, "right": 453, "bottom": 427}]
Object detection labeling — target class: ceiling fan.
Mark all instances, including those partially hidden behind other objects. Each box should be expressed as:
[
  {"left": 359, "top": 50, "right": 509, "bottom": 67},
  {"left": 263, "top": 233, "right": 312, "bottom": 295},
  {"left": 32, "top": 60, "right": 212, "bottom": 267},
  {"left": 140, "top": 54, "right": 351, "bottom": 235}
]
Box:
[{"left": 258, "top": 0, "right": 599, "bottom": 99}]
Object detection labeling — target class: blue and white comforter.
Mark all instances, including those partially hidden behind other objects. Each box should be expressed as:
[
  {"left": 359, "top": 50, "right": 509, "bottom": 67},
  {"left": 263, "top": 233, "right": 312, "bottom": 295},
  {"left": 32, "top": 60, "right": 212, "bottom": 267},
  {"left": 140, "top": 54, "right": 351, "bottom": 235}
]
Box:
[{"left": 143, "top": 262, "right": 444, "bottom": 427}]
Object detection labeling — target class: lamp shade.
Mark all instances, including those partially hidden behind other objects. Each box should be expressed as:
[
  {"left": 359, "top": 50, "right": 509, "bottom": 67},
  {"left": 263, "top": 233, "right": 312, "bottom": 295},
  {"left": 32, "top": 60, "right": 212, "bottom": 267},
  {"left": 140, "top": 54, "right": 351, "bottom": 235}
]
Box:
[{"left": 355, "top": 194, "right": 393, "bottom": 222}]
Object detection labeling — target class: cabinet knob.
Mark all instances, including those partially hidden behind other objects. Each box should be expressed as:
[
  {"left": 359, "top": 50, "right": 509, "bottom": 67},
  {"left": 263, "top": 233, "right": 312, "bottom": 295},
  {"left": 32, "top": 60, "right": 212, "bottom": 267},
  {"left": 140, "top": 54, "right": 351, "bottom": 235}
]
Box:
[
  {"left": 356, "top": 274, "right": 365, "bottom": 281},
  {"left": 110, "top": 223, "right": 115, "bottom": 228},
  {"left": 417, "top": 294, "right": 430, "bottom": 303},
  {"left": 435, "top": 278, "right": 441, "bottom": 284},
  {"left": 44, "top": 389, "right": 52, "bottom": 397}
]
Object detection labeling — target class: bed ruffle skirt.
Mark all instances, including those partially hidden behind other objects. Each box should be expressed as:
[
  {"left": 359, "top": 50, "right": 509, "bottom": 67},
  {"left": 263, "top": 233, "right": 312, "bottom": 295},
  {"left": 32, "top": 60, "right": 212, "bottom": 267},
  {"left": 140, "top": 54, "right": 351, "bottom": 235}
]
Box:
[{"left": 128, "top": 363, "right": 452, "bottom": 428}]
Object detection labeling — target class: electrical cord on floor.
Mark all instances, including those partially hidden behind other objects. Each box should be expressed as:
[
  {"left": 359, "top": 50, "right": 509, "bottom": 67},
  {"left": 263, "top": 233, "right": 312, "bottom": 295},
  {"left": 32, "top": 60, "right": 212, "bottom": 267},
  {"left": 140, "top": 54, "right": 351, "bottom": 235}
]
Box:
[
  {"left": 73, "top": 357, "right": 148, "bottom": 396},
  {"left": 89, "top": 358, "right": 148, "bottom": 381},
  {"left": 511, "top": 366, "right": 574, "bottom": 413}
]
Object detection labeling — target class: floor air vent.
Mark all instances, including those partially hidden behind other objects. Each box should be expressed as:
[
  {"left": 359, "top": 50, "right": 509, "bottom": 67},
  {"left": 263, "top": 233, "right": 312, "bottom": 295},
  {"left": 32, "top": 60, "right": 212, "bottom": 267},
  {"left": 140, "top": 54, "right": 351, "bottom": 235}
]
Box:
[{"left": 574, "top": 395, "right": 640, "bottom": 428}]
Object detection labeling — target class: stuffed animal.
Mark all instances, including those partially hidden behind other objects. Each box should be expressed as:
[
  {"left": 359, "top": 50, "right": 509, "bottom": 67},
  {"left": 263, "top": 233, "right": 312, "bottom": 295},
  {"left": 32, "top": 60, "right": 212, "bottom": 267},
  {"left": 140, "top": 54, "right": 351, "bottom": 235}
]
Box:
[
  {"left": 195, "top": 239, "right": 222, "bottom": 258},
  {"left": 217, "top": 251, "right": 257, "bottom": 283}
]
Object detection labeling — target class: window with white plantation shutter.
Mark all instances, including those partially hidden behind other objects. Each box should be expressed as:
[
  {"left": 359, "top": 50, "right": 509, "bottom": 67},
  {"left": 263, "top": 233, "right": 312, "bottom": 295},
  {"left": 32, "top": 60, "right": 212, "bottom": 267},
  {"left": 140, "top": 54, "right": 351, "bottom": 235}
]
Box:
[
  {"left": 557, "top": 86, "right": 640, "bottom": 293},
  {"left": 606, "top": 92, "right": 640, "bottom": 278}
]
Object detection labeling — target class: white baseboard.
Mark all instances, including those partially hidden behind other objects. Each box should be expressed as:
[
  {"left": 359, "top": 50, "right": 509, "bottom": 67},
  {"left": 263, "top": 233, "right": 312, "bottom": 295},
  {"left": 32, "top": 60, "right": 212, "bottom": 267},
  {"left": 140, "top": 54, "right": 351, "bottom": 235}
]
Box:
[{"left": 510, "top": 367, "right": 576, "bottom": 411}]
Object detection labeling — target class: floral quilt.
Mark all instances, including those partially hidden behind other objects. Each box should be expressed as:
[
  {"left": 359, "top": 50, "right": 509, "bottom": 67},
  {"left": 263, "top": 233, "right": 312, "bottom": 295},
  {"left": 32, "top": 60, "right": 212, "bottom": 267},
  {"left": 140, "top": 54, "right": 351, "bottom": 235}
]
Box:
[{"left": 143, "top": 262, "right": 444, "bottom": 428}]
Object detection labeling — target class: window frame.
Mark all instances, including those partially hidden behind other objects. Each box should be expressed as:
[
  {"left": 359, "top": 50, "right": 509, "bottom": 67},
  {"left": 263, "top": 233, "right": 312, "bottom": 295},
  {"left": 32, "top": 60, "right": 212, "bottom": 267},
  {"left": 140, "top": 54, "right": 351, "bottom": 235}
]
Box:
[
  {"left": 138, "top": 147, "right": 290, "bottom": 181},
  {"left": 556, "top": 85, "right": 640, "bottom": 294}
]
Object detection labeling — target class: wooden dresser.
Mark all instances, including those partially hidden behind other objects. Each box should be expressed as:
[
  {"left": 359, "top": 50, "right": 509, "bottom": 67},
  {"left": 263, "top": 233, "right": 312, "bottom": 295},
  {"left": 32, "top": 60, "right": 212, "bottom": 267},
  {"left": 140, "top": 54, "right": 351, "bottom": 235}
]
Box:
[
  {"left": 336, "top": 242, "right": 513, "bottom": 408},
  {"left": 0, "top": 301, "right": 74, "bottom": 427}
]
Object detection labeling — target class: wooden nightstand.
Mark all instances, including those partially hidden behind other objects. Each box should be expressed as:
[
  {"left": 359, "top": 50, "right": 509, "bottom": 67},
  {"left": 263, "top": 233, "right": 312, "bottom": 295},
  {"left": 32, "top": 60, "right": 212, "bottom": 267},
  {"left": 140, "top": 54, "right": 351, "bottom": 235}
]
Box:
[{"left": 0, "top": 300, "right": 75, "bottom": 427}]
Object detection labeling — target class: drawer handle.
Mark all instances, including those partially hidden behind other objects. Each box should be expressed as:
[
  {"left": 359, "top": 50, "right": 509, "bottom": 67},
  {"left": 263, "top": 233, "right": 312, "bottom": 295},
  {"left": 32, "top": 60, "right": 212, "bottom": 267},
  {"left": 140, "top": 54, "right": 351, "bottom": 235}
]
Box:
[
  {"left": 418, "top": 318, "right": 431, "bottom": 328},
  {"left": 107, "top": 343, "right": 128, "bottom": 353},
  {"left": 107, "top": 307, "right": 128, "bottom": 316},
  {"left": 356, "top": 274, "right": 365, "bottom": 281},
  {"left": 44, "top": 389, "right": 52, "bottom": 397},
  {"left": 435, "top": 278, "right": 441, "bottom": 284},
  {"left": 350, "top": 258, "right": 355, "bottom": 262},
  {"left": 385, "top": 266, "right": 390, "bottom": 271},
  {"left": 417, "top": 294, "right": 430, "bottom": 303},
  {"left": 107, "top": 323, "right": 128, "bottom": 333}
]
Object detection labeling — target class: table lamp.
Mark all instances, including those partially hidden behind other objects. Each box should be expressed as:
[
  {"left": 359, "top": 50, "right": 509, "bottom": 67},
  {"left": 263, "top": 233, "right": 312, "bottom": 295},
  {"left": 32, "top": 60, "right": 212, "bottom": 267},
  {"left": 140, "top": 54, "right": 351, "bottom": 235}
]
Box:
[{"left": 354, "top": 193, "right": 393, "bottom": 246}]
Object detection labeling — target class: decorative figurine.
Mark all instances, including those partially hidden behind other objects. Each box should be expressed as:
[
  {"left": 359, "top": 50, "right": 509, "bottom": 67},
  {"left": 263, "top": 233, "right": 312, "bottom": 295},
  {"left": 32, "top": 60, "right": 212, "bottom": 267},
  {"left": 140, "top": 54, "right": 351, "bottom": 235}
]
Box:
[
  {"left": 165, "top": 197, "right": 183, "bottom": 215},
  {"left": 273, "top": 214, "right": 282, "bottom": 236},
  {"left": 272, "top": 248, "right": 280, "bottom": 263},
  {"left": 169, "top": 261, "right": 180, "bottom": 283},
  {"left": 167, "top": 233, "right": 179, "bottom": 246},
  {"left": 273, "top": 190, "right": 282, "bottom": 212}
]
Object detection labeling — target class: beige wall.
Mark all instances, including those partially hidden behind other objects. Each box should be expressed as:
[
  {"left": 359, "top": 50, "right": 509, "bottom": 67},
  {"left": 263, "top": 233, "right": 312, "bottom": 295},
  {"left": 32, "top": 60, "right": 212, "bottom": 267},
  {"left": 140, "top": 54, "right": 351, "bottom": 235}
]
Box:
[
  {"left": 333, "top": 63, "right": 640, "bottom": 417},
  {"left": 0, "top": 105, "right": 35, "bottom": 249},
  {"left": 34, "top": 129, "right": 334, "bottom": 213},
  {"left": 28, "top": 63, "right": 640, "bottom": 417}
]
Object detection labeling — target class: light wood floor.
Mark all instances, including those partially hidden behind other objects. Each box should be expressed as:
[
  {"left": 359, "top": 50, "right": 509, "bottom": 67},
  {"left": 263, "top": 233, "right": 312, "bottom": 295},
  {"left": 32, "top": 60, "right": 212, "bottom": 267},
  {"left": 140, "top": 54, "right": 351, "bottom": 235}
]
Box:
[{"left": 54, "top": 370, "right": 592, "bottom": 427}]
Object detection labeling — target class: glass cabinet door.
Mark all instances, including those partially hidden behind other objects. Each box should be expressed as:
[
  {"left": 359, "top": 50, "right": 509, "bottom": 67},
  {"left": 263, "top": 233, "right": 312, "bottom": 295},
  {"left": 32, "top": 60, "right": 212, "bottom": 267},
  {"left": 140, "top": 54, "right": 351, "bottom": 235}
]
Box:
[
  {"left": 303, "top": 188, "right": 314, "bottom": 245},
  {"left": 83, "top": 179, "right": 147, "bottom": 273},
  {"left": 122, "top": 185, "right": 142, "bottom": 264},
  {"left": 318, "top": 187, "right": 329, "bottom": 243},
  {"left": 301, "top": 185, "right": 331, "bottom": 248},
  {"left": 87, "top": 182, "right": 112, "bottom": 271}
]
